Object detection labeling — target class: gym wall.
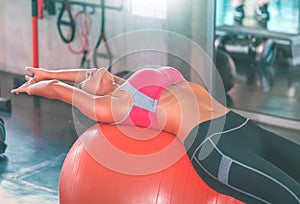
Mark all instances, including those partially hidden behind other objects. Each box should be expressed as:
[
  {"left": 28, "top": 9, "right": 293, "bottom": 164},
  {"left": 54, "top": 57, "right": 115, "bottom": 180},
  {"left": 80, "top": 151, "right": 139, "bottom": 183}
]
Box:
[{"left": 0, "top": 0, "right": 215, "bottom": 81}]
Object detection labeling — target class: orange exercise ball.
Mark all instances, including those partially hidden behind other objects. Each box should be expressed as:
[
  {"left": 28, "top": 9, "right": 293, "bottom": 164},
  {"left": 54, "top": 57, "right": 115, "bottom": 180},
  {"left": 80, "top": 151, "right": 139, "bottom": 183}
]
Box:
[{"left": 59, "top": 124, "right": 243, "bottom": 204}]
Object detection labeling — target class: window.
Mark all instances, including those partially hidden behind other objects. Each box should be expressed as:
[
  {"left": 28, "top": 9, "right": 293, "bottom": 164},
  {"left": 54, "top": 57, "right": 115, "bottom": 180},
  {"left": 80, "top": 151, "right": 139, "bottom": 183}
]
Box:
[{"left": 131, "top": 0, "right": 167, "bottom": 19}]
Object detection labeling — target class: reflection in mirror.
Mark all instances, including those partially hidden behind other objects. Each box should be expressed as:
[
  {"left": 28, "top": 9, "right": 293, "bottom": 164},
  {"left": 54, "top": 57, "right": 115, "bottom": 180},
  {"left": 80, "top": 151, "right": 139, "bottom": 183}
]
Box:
[
  {"left": 216, "top": 0, "right": 300, "bottom": 34},
  {"left": 215, "top": 0, "right": 300, "bottom": 126}
]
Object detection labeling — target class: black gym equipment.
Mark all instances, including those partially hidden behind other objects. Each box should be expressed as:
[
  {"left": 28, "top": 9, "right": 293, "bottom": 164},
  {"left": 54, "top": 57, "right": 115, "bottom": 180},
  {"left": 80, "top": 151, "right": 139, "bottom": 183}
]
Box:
[
  {"left": 0, "top": 79, "right": 12, "bottom": 112},
  {"left": 216, "top": 25, "right": 300, "bottom": 65},
  {"left": 0, "top": 97, "right": 11, "bottom": 112},
  {"left": 0, "top": 117, "right": 7, "bottom": 154},
  {"left": 215, "top": 26, "right": 276, "bottom": 91},
  {"left": 216, "top": 50, "right": 236, "bottom": 92},
  {"left": 57, "top": 0, "right": 76, "bottom": 44},
  {"left": 52, "top": 0, "right": 123, "bottom": 69},
  {"left": 92, "top": 0, "right": 112, "bottom": 71},
  {"left": 44, "top": 0, "right": 56, "bottom": 15},
  {"left": 216, "top": 25, "right": 300, "bottom": 87}
]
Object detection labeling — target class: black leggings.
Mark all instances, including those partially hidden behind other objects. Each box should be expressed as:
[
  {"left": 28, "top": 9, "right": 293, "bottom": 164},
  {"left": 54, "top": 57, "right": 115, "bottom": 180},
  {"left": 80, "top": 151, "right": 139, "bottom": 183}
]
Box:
[{"left": 184, "top": 111, "right": 300, "bottom": 204}]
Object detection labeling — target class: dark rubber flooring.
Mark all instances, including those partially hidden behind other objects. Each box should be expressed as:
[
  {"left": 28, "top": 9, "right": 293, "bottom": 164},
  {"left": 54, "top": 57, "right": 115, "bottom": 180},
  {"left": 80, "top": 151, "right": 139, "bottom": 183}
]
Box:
[{"left": 0, "top": 71, "right": 77, "bottom": 203}]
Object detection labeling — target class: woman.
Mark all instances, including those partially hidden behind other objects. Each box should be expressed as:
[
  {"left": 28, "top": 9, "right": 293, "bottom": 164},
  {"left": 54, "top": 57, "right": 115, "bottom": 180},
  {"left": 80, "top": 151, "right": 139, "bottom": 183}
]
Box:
[{"left": 12, "top": 66, "right": 300, "bottom": 204}]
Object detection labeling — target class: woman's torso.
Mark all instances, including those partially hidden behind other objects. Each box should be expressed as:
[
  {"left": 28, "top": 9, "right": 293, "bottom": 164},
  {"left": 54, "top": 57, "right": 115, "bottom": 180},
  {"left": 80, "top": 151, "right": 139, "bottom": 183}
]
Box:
[
  {"left": 113, "top": 67, "right": 187, "bottom": 128},
  {"left": 112, "top": 67, "right": 229, "bottom": 141},
  {"left": 158, "top": 82, "right": 229, "bottom": 142}
]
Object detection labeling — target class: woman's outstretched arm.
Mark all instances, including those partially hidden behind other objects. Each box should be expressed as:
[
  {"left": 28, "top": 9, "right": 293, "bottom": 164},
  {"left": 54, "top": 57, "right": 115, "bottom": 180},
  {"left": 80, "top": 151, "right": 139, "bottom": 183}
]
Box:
[
  {"left": 26, "top": 67, "right": 96, "bottom": 83},
  {"left": 26, "top": 67, "right": 125, "bottom": 85},
  {"left": 11, "top": 76, "right": 128, "bottom": 123}
]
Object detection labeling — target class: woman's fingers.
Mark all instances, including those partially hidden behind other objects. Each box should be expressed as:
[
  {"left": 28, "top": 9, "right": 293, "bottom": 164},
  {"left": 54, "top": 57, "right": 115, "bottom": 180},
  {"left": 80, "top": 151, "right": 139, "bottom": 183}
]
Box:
[
  {"left": 10, "top": 88, "right": 19, "bottom": 94},
  {"left": 25, "top": 66, "right": 36, "bottom": 73},
  {"left": 25, "top": 66, "right": 49, "bottom": 82},
  {"left": 25, "top": 67, "right": 39, "bottom": 77},
  {"left": 11, "top": 77, "right": 36, "bottom": 94},
  {"left": 11, "top": 84, "right": 30, "bottom": 94},
  {"left": 24, "top": 76, "right": 36, "bottom": 84},
  {"left": 11, "top": 85, "right": 27, "bottom": 94},
  {"left": 25, "top": 75, "right": 32, "bottom": 81},
  {"left": 11, "top": 68, "right": 39, "bottom": 94},
  {"left": 11, "top": 85, "right": 26, "bottom": 93}
]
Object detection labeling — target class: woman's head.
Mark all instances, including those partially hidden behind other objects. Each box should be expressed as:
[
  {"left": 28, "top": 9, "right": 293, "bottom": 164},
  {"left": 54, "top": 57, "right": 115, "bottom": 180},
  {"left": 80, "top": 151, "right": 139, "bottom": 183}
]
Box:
[{"left": 79, "top": 68, "right": 118, "bottom": 95}]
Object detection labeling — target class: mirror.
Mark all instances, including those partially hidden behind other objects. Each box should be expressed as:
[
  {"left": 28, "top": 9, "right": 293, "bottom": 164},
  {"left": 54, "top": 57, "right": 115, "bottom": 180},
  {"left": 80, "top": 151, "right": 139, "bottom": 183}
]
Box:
[{"left": 215, "top": 0, "right": 300, "bottom": 126}]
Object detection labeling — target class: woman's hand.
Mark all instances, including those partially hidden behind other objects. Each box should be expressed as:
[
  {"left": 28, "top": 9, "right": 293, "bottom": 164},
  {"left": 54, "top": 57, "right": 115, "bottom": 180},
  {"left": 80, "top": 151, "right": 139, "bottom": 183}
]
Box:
[
  {"left": 25, "top": 67, "right": 53, "bottom": 82},
  {"left": 11, "top": 76, "right": 59, "bottom": 99}
]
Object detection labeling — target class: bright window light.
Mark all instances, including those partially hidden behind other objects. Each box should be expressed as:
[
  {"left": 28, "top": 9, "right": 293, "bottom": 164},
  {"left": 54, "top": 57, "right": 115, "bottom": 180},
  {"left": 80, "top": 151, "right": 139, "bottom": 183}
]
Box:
[{"left": 131, "top": 0, "right": 167, "bottom": 19}]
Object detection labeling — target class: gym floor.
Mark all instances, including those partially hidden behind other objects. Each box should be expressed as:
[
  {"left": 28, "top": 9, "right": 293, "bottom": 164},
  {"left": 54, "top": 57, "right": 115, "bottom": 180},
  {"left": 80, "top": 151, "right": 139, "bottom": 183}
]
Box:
[{"left": 0, "top": 71, "right": 77, "bottom": 203}]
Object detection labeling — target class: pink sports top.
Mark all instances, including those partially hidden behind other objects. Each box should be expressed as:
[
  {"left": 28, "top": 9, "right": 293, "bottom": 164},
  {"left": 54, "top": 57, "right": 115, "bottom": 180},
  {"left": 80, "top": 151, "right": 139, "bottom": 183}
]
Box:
[{"left": 114, "top": 67, "right": 187, "bottom": 129}]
